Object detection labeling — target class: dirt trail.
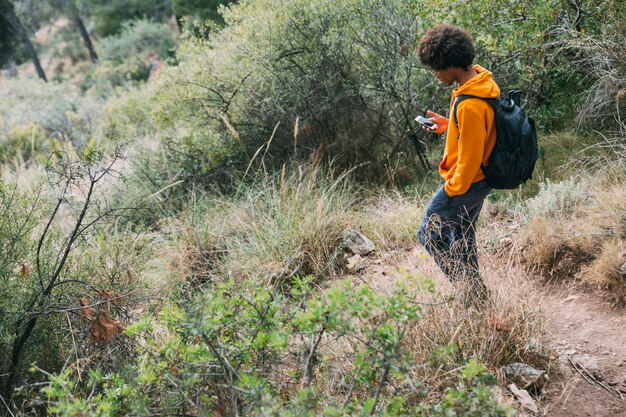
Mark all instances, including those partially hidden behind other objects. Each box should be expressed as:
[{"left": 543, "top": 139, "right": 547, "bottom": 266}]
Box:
[
  {"left": 359, "top": 245, "right": 626, "bottom": 416},
  {"left": 539, "top": 286, "right": 626, "bottom": 416}
]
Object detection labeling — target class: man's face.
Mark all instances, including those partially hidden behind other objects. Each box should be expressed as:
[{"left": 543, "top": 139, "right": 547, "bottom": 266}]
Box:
[{"left": 432, "top": 68, "right": 456, "bottom": 86}]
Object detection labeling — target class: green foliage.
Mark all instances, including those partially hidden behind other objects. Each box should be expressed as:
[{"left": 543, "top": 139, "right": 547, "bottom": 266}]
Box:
[
  {"left": 418, "top": 360, "right": 514, "bottom": 417},
  {"left": 0, "top": 76, "right": 101, "bottom": 151},
  {"left": 96, "top": 86, "right": 156, "bottom": 141},
  {"left": 44, "top": 275, "right": 515, "bottom": 416},
  {"left": 154, "top": 0, "right": 440, "bottom": 185},
  {"left": 86, "top": 19, "right": 175, "bottom": 91},
  {"left": 173, "top": 0, "right": 234, "bottom": 25},
  {"left": 147, "top": 0, "right": 626, "bottom": 190},
  {"left": 98, "top": 19, "right": 174, "bottom": 64},
  {"left": 79, "top": 0, "right": 173, "bottom": 37},
  {"left": 0, "top": 148, "right": 156, "bottom": 404}
]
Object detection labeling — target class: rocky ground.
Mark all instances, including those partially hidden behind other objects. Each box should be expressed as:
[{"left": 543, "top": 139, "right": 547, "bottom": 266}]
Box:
[{"left": 344, "top": 234, "right": 626, "bottom": 416}]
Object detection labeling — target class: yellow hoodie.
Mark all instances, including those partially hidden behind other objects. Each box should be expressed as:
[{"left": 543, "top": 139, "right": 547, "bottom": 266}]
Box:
[{"left": 440, "top": 64, "right": 500, "bottom": 196}]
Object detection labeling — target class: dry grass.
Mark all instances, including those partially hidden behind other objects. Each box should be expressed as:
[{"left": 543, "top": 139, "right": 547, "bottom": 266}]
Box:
[
  {"left": 401, "top": 268, "right": 550, "bottom": 401},
  {"left": 168, "top": 165, "right": 431, "bottom": 287},
  {"left": 523, "top": 216, "right": 595, "bottom": 279},
  {"left": 166, "top": 164, "right": 359, "bottom": 285},
  {"left": 303, "top": 265, "right": 551, "bottom": 409},
  {"left": 358, "top": 191, "right": 421, "bottom": 251},
  {"left": 519, "top": 136, "right": 625, "bottom": 300},
  {"left": 581, "top": 239, "right": 626, "bottom": 307}
]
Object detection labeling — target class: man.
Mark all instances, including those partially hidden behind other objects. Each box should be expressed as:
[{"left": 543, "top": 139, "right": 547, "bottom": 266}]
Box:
[{"left": 416, "top": 24, "right": 500, "bottom": 305}]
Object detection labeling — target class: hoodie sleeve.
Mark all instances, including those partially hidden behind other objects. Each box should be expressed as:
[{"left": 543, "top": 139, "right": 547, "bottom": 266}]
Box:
[{"left": 444, "top": 103, "right": 486, "bottom": 196}]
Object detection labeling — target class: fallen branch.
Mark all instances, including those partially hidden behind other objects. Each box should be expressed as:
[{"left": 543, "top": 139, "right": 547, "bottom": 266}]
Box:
[{"left": 568, "top": 356, "right": 624, "bottom": 401}]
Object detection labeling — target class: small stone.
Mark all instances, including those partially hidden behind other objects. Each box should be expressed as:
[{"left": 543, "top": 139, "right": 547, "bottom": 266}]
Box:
[
  {"left": 502, "top": 363, "right": 548, "bottom": 390},
  {"left": 489, "top": 386, "right": 515, "bottom": 408},
  {"left": 346, "top": 254, "right": 366, "bottom": 273},
  {"left": 509, "top": 383, "right": 538, "bottom": 414},
  {"left": 343, "top": 229, "right": 376, "bottom": 256}
]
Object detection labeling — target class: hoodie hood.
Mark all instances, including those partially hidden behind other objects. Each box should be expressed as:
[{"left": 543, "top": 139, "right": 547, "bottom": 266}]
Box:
[{"left": 453, "top": 64, "right": 500, "bottom": 98}]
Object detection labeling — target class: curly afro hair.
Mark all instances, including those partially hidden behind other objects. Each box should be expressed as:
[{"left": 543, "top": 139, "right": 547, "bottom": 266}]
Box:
[{"left": 417, "top": 24, "right": 476, "bottom": 71}]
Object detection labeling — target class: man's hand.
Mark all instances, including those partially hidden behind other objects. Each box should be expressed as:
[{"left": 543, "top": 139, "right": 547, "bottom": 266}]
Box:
[{"left": 423, "top": 110, "right": 448, "bottom": 134}]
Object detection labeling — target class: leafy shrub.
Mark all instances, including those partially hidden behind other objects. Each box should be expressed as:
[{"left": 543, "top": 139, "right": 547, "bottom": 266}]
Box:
[
  {"left": 44, "top": 275, "right": 513, "bottom": 416},
  {"left": 0, "top": 123, "right": 50, "bottom": 165},
  {"left": 0, "top": 76, "right": 101, "bottom": 143},
  {"left": 98, "top": 19, "right": 175, "bottom": 64},
  {"left": 152, "top": 0, "right": 602, "bottom": 190},
  {"left": 173, "top": 0, "right": 233, "bottom": 25},
  {"left": 96, "top": 85, "right": 156, "bottom": 141},
  {"left": 542, "top": 1, "right": 626, "bottom": 129},
  {"left": 154, "top": 0, "right": 445, "bottom": 185},
  {"left": 80, "top": 0, "right": 173, "bottom": 37},
  {"left": 86, "top": 19, "right": 175, "bottom": 91},
  {"left": 0, "top": 148, "right": 155, "bottom": 406},
  {"left": 418, "top": 360, "right": 514, "bottom": 417}
]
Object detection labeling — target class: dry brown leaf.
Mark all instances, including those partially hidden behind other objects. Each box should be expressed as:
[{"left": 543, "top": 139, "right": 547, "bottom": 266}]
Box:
[
  {"left": 98, "top": 289, "right": 124, "bottom": 306},
  {"left": 20, "top": 263, "right": 31, "bottom": 278},
  {"left": 79, "top": 297, "right": 96, "bottom": 320},
  {"left": 489, "top": 312, "right": 512, "bottom": 333},
  {"left": 90, "top": 311, "right": 124, "bottom": 345}
]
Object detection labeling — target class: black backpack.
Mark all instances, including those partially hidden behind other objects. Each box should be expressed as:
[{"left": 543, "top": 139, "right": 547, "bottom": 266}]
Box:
[{"left": 453, "top": 90, "right": 539, "bottom": 189}]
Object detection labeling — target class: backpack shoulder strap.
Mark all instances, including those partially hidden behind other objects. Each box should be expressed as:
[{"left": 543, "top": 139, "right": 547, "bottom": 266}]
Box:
[
  {"left": 452, "top": 95, "right": 482, "bottom": 140},
  {"left": 452, "top": 95, "right": 498, "bottom": 139}
]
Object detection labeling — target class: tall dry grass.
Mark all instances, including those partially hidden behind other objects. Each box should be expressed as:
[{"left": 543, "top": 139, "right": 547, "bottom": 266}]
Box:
[
  {"left": 519, "top": 135, "right": 626, "bottom": 304},
  {"left": 166, "top": 163, "right": 427, "bottom": 287},
  {"left": 167, "top": 165, "right": 358, "bottom": 285}
]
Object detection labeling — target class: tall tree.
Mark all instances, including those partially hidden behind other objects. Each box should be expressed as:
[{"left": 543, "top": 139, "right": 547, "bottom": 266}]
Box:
[
  {"left": 63, "top": 0, "right": 97, "bottom": 63},
  {"left": 0, "top": 0, "right": 47, "bottom": 81}
]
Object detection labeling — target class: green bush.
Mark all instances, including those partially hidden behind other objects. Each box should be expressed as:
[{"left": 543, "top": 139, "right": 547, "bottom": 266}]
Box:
[
  {"left": 173, "top": 0, "right": 234, "bottom": 25},
  {"left": 96, "top": 85, "right": 156, "bottom": 141},
  {"left": 0, "top": 149, "right": 155, "bottom": 406},
  {"left": 418, "top": 360, "right": 514, "bottom": 417},
  {"left": 84, "top": 19, "right": 176, "bottom": 91},
  {"left": 0, "top": 76, "right": 103, "bottom": 150},
  {"left": 80, "top": 0, "right": 173, "bottom": 37},
  {"left": 154, "top": 0, "right": 442, "bottom": 185},
  {"left": 43, "top": 276, "right": 515, "bottom": 416},
  {"left": 98, "top": 19, "right": 175, "bottom": 64}
]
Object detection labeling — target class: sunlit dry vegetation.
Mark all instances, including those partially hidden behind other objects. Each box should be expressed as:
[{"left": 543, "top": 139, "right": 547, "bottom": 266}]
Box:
[{"left": 0, "top": 0, "right": 624, "bottom": 415}]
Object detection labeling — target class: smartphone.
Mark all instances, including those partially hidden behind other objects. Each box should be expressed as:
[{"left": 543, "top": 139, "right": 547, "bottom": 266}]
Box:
[{"left": 415, "top": 115, "right": 437, "bottom": 130}]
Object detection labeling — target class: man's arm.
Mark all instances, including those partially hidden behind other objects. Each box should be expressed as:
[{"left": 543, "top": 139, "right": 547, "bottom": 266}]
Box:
[{"left": 444, "top": 104, "right": 487, "bottom": 196}]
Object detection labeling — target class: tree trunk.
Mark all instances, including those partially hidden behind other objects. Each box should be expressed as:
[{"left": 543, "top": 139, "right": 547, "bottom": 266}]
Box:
[
  {"left": 2, "top": 0, "right": 47, "bottom": 82},
  {"left": 74, "top": 14, "right": 98, "bottom": 63},
  {"left": 66, "top": 0, "right": 98, "bottom": 63},
  {"left": 175, "top": 14, "right": 184, "bottom": 33}
]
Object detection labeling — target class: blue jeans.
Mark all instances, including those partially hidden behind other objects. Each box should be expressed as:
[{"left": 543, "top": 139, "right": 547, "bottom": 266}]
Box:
[{"left": 417, "top": 180, "right": 492, "bottom": 294}]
